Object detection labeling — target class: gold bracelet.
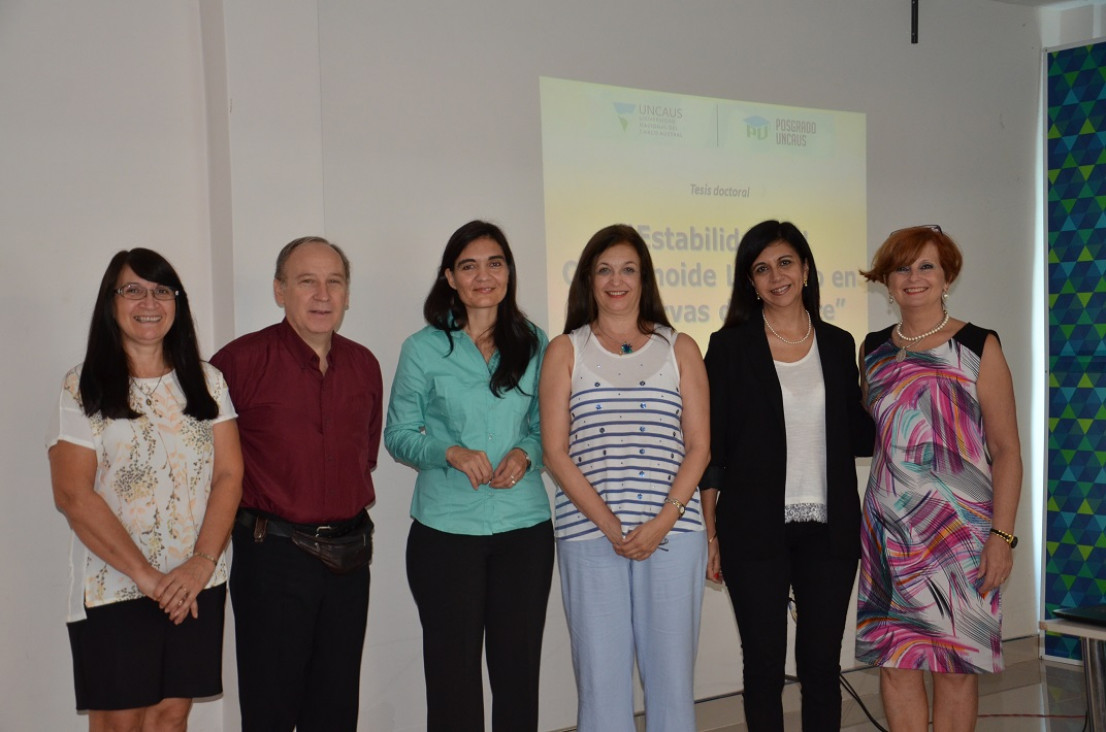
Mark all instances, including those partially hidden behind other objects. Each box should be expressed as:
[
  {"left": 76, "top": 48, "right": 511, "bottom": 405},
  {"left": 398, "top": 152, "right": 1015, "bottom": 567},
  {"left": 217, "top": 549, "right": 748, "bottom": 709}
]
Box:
[
  {"left": 194, "top": 552, "right": 218, "bottom": 566},
  {"left": 988, "top": 528, "right": 1018, "bottom": 548}
]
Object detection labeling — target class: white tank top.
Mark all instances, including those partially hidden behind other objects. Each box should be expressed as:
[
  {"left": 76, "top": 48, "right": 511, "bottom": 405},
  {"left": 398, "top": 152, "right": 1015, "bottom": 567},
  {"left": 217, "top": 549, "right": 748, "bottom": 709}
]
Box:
[{"left": 775, "top": 337, "right": 828, "bottom": 522}]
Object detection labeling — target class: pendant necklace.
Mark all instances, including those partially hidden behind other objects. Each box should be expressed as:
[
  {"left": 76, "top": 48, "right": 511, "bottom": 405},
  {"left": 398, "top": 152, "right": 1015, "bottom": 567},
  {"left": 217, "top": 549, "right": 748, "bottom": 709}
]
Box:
[
  {"left": 132, "top": 373, "right": 165, "bottom": 406},
  {"left": 596, "top": 325, "right": 637, "bottom": 355},
  {"left": 764, "top": 310, "right": 812, "bottom": 346},
  {"left": 894, "top": 309, "right": 949, "bottom": 362}
]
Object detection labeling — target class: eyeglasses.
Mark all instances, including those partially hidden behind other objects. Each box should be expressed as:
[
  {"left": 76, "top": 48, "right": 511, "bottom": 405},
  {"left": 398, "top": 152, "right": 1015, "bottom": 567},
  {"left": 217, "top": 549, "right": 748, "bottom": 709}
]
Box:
[
  {"left": 115, "top": 284, "right": 179, "bottom": 301},
  {"left": 889, "top": 224, "right": 943, "bottom": 238}
]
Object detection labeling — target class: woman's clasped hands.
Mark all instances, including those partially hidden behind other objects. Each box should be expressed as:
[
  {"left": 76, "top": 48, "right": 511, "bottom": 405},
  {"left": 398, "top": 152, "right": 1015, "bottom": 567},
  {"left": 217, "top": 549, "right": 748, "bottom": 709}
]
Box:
[
  {"left": 446, "top": 445, "right": 529, "bottom": 490},
  {"left": 139, "top": 556, "right": 216, "bottom": 625},
  {"left": 600, "top": 511, "right": 676, "bottom": 562}
]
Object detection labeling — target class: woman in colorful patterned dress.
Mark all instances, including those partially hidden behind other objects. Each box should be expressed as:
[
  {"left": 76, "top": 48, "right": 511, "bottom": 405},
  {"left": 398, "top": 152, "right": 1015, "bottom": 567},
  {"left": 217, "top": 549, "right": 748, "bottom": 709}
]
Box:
[
  {"left": 47, "top": 249, "right": 242, "bottom": 731},
  {"left": 856, "top": 226, "right": 1022, "bottom": 731},
  {"left": 540, "top": 224, "right": 710, "bottom": 732}
]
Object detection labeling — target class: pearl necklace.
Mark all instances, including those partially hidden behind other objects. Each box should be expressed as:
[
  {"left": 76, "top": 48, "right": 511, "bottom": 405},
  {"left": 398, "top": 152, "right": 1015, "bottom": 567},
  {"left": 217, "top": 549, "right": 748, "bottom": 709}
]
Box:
[
  {"left": 894, "top": 309, "right": 949, "bottom": 362},
  {"left": 763, "top": 310, "right": 812, "bottom": 345}
]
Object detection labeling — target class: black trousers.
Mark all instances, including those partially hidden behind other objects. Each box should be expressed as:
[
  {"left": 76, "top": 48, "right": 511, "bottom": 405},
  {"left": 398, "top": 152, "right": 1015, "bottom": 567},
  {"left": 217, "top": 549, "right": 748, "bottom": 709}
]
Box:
[
  {"left": 230, "top": 518, "right": 371, "bottom": 732},
  {"left": 721, "top": 521, "right": 858, "bottom": 732},
  {"left": 406, "top": 519, "right": 555, "bottom": 732}
]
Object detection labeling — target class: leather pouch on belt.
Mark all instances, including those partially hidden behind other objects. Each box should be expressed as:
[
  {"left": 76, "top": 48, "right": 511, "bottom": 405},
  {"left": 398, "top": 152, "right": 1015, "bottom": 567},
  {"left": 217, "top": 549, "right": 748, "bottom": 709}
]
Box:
[{"left": 290, "top": 515, "right": 374, "bottom": 574}]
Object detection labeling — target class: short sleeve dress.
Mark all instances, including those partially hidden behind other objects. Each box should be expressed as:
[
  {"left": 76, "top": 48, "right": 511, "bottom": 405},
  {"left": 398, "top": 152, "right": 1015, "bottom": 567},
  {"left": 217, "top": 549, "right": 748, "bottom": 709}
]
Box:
[{"left": 855, "top": 323, "right": 1003, "bottom": 673}]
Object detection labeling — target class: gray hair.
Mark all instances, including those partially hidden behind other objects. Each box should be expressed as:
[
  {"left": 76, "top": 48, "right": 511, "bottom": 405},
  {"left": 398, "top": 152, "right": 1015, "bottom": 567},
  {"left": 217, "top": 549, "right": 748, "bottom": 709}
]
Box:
[{"left": 274, "top": 236, "right": 351, "bottom": 281}]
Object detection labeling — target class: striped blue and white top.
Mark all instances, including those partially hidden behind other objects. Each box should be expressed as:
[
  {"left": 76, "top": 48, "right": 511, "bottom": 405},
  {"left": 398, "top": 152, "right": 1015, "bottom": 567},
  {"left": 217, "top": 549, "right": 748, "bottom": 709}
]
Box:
[{"left": 554, "top": 324, "right": 704, "bottom": 541}]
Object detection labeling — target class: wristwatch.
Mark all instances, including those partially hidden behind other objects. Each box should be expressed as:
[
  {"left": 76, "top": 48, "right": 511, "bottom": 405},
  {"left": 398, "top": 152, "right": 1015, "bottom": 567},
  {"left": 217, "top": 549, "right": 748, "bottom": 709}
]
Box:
[
  {"left": 989, "top": 528, "right": 1018, "bottom": 548},
  {"left": 664, "top": 497, "right": 686, "bottom": 517}
]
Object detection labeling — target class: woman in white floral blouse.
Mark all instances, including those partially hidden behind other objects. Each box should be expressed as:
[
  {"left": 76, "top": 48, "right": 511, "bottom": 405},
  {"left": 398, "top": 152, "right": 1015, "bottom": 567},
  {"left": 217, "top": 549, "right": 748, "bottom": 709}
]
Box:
[{"left": 47, "top": 248, "right": 242, "bottom": 731}]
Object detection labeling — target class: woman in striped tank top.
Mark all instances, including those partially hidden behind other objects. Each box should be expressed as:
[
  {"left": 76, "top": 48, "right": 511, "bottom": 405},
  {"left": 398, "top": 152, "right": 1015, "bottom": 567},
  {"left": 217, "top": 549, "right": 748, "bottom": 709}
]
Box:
[{"left": 540, "top": 224, "right": 711, "bottom": 732}]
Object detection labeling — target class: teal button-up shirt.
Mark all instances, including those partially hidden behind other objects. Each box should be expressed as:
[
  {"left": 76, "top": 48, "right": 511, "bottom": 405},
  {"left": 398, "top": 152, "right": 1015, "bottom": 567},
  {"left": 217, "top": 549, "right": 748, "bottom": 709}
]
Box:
[{"left": 384, "top": 324, "right": 549, "bottom": 535}]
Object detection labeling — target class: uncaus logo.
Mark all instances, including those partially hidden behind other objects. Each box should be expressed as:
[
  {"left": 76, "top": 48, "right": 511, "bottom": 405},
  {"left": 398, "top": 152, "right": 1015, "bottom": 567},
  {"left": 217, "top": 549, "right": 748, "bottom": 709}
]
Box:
[{"left": 613, "top": 101, "right": 685, "bottom": 138}]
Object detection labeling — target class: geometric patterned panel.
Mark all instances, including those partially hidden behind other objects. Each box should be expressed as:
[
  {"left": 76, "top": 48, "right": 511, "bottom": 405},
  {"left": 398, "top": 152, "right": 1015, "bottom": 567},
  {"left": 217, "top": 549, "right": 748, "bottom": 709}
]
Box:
[{"left": 1046, "top": 43, "right": 1106, "bottom": 660}]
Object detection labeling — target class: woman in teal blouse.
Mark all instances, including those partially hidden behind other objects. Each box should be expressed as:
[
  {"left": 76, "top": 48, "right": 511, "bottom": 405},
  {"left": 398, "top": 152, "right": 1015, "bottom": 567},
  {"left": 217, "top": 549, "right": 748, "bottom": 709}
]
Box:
[{"left": 385, "top": 220, "right": 553, "bottom": 732}]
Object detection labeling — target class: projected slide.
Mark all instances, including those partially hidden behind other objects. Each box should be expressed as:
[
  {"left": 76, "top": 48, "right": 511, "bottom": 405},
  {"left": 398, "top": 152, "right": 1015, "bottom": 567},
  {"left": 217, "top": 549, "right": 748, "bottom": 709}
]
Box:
[{"left": 540, "top": 77, "right": 868, "bottom": 349}]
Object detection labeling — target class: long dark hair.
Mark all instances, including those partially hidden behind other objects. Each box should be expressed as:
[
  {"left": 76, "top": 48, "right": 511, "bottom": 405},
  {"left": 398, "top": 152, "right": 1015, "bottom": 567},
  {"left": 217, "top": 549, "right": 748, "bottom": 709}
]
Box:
[
  {"left": 563, "top": 224, "right": 672, "bottom": 334},
  {"left": 79, "top": 248, "right": 218, "bottom": 420},
  {"left": 723, "top": 220, "right": 823, "bottom": 328},
  {"left": 423, "top": 220, "right": 539, "bottom": 397}
]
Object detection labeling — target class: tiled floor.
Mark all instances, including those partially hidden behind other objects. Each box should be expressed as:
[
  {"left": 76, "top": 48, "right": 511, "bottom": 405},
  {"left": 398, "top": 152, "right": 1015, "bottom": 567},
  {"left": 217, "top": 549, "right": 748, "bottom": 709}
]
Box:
[{"left": 683, "top": 637, "right": 1088, "bottom": 731}]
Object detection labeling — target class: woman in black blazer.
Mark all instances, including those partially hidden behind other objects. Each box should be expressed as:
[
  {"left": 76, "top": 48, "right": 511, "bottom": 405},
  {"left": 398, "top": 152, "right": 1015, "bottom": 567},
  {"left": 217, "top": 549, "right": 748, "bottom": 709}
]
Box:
[{"left": 701, "top": 221, "right": 873, "bottom": 731}]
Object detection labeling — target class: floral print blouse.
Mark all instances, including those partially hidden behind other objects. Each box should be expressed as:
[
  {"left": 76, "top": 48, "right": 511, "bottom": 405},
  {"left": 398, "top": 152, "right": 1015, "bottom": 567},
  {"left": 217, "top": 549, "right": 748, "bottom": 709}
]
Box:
[{"left": 47, "top": 363, "right": 236, "bottom": 621}]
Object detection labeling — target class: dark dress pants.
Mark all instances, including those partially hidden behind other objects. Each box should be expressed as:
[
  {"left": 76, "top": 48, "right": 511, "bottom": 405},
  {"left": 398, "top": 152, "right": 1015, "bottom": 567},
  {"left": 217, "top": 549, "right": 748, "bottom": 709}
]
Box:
[
  {"left": 230, "top": 520, "right": 370, "bottom": 732},
  {"left": 721, "top": 521, "right": 858, "bottom": 732},
  {"left": 406, "top": 519, "right": 555, "bottom": 732}
]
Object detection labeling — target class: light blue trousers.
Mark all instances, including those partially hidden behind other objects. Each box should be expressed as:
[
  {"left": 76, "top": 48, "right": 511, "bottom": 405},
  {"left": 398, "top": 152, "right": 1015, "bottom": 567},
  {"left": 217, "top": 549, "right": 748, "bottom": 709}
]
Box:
[{"left": 557, "top": 530, "right": 707, "bottom": 732}]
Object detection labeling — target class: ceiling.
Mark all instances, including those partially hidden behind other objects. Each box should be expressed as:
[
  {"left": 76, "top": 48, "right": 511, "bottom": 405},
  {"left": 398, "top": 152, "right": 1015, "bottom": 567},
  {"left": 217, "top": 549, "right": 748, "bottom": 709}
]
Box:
[{"left": 988, "top": 0, "right": 1086, "bottom": 5}]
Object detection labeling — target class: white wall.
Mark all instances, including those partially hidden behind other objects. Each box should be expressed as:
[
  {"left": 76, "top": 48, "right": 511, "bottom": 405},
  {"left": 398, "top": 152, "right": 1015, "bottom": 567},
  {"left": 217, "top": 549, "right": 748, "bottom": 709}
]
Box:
[
  {"left": 0, "top": 3, "right": 222, "bottom": 729},
  {"left": 3, "top": 0, "right": 1050, "bottom": 730},
  {"left": 1042, "top": 2, "right": 1106, "bottom": 48}
]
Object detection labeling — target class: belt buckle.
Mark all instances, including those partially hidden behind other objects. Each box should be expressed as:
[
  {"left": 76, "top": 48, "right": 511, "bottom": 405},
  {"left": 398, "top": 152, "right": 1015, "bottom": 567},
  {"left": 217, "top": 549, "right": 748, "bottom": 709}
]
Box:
[{"left": 315, "top": 524, "right": 333, "bottom": 538}]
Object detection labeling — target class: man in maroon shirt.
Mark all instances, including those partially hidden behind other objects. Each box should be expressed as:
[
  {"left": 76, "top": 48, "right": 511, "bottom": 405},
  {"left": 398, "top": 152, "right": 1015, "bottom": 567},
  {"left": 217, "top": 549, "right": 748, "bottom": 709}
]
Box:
[{"left": 211, "top": 236, "right": 382, "bottom": 732}]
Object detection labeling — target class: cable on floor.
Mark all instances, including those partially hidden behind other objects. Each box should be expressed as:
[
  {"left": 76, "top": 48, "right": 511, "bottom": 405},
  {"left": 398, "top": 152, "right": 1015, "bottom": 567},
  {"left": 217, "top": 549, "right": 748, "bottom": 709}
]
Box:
[{"left": 838, "top": 671, "right": 888, "bottom": 732}]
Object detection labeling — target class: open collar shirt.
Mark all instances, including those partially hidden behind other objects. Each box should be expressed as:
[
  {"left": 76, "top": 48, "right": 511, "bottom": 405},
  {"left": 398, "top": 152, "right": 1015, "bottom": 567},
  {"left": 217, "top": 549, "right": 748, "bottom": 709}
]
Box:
[
  {"left": 211, "top": 319, "right": 382, "bottom": 524},
  {"left": 384, "top": 324, "right": 548, "bottom": 535}
]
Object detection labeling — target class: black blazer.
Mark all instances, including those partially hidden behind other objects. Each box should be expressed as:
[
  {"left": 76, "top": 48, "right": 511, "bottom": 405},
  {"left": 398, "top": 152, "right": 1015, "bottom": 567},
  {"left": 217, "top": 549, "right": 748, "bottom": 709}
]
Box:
[{"left": 702, "top": 311, "right": 874, "bottom": 560}]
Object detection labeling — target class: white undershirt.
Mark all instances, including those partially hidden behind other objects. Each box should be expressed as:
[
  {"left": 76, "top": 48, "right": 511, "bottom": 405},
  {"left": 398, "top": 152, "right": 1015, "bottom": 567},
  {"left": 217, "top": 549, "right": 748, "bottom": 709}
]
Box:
[{"left": 774, "top": 337, "right": 828, "bottom": 523}]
